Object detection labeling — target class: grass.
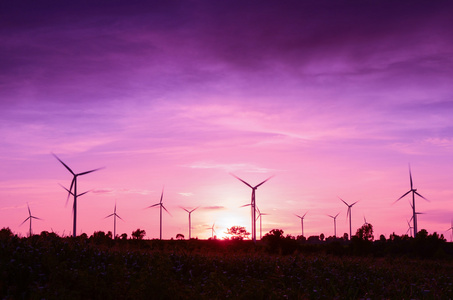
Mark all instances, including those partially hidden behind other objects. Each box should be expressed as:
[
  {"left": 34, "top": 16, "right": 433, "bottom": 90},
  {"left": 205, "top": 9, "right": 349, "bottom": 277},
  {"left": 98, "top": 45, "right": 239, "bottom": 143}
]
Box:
[{"left": 1, "top": 234, "right": 452, "bottom": 299}]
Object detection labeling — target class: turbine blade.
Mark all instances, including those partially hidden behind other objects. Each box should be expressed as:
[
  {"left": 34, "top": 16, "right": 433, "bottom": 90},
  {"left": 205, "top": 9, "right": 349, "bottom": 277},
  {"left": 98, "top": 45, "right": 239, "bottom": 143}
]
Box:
[
  {"left": 230, "top": 173, "right": 253, "bottom": 189},
  {"left": 190, "top": 206, "right": 200, "bottom": 213},
  {"left": 409, "top": 164, "right": 413, "bottom": 190},
  {"left": 302, "top": 211, "right": 308, "bottom": 218},
  {"left": 351, "top": 201, "right": 359, "bottom": 207},
  {"left": 117, "top": 214, "right": 124, "bottom": 221},
  {"left": 105, "top": 214, "right": 114, "bottom": 219},
  {"left": 394, "top": 190, "right": 411, "bottom": 203},
  {"left": 160, "top": 187, "right": 164, "bottom": 204},
  {"left": 339, "top": 197, "right": 349, "bottom": 206},
  {"left": 77, "top": 190, "right": 90, "bottom": 197},
  {"left": 414, "top": 191, "right": 429, "bottom": 202},
  {"left": 295, "top": 214, "right": 301, "bottom": 219},
  {"left": 20, "top": 217, "right": 30, "bottom": 226},
  {"left": 180, "top": 207, "right": 190, "bottom": 213},
  {"left": 162, "top": 205, "right": 172, "bottom": 216},
  {"left": 52, "top": 153, "right": 75, "bottom": 175},
  {"left": 335, "top": 212, "right": 340, "bottom": 218},
  {"left": 59, "top": 183, "right": 74, "bottom": 195},
  {"left": 27, "top": 203, "right": 31, "bottom": 216},
  {"left": 31, "top": 216, "right": 42, "bottom": 220},
  {"left": 254, "top": 175, "right": 274, "bottom": 188},
  {"left": 240, "top": 204, "right": 251, "bottom": 208},
  {"left": 77, "top": 167, "right": 104, "bottom": 176},
  {"left": 145, "top": 203, "right": 160, "bottom": 209}
]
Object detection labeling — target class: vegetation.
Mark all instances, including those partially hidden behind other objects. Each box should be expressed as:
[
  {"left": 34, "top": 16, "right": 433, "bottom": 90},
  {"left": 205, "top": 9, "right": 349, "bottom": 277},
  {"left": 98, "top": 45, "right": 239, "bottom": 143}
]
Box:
[{"left": 1, "top": 227, "right": 452, "bottom": 299}]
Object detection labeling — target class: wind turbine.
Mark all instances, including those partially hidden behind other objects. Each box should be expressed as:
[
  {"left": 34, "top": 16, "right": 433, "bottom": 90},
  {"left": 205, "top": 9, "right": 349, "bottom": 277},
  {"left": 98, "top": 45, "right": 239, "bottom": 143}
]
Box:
[
  {"left": 181, "top": 206, "right": 199, "bottom": 239},
  {"left": 146, "top": 187, "right": 171, "bottom": 240},
  {"left": 328, "top": 212, "right": 340, "bottom": 237},
  {"left": 20, "top": 203, "right": 42, "bottom": 237},
  {"left": 363, "top": 216, "right": 369, "bottom": 226},
  {"left": 394, "top": 165, "right": 428, "bottom": 238},
  {"left": 339, "top": 197, "right": 358, "bottom": 239},
  {"left": 210, "top": 222, "right": 216, "bottom": 239},
  {"left": 295, "top": 212, "right": 308, "bottom": 237},
  {"left": 231, "top": 174, "right": 273, "bottom": 243},
  {"left": 256, "top": 206, "right": 269, "bottom": 240},
  {"left": 104, "top": 202, "right": 124, "bottom": 239},
  {"left": 53, "top": 153, "right": 102, "bottom": 237},
  {"left": 406, "top": 219, "right": 413, "bottom": 237},
  {"left": 447, "top": 219, "right": 453, "bottom": 242}
]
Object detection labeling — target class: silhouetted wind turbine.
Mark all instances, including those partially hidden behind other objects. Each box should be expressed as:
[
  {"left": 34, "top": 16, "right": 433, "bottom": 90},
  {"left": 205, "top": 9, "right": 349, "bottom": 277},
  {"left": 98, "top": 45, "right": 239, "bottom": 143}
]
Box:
[
  {"left": 406, "top": 219, "right": 413, "bottom": 237},
  {"left": 20, "top": 203, "right": 42, "bottom": 237},
  {"left": 394, "top": 165, "right": 428, "bottom": 238},
  {"left": 295, "top": 212, "right": 308, "bottom": 237},
  {"left": 339, "top": 197, "right": 358, "bottom": 239},
  {"left": 146, "top": 187, "right": 170, "bottom": 240},
  {"left": 363, "top": 216, "right": 369, "bottom": 226},
  {"left": 447, "top": 219, "right": 453, "bottom": 242},
  {"left": 328, "top": 212, "right": 340, "bottom": 237},
  {"left": 210, "top": 222, "right": 216, "bottom": 238},
  {"left": 105, "top": 202, "right": 124, "bottom": 239},
  {"left": 181, "top": 206, "right": 199, "bottom": 239},
  {"left": 231, "top": 174, "right": 273, "bottom": 243},
  {"left": 53, "top": 153, "right": 102, "bottom": 237},
  {"left": 256, "top": 206, "right": 269, "bottom": 240}
]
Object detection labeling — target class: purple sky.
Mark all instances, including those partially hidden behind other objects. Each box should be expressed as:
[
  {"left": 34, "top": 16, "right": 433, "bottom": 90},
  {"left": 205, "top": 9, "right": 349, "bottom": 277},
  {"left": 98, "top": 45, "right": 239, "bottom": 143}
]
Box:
[{"left": 1, "top": 1, "right": 453, "bottom": 240}]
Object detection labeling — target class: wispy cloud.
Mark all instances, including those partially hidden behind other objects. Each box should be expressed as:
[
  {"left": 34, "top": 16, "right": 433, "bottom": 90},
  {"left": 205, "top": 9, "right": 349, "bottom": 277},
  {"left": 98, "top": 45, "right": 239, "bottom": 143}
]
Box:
[{"left": 186, "top": 161, "right": 275, "bottom": 174}]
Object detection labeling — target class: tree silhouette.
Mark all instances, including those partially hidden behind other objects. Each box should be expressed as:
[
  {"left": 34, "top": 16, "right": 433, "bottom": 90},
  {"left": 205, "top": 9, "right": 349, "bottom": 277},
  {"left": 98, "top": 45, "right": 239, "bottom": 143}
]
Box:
[
  {"left": 131, "top": 228, "right": 146, "bottom": 240},
  {"left": 226, "top": 226, "right": 250, "bottom": 240},
  {"left": 356, "top": 223, "right": 374, "bottom": 241}
]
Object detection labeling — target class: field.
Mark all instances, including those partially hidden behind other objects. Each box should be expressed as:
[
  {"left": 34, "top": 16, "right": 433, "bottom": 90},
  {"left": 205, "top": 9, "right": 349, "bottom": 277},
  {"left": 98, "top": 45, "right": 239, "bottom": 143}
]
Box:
[{"left": 1, "top": 231, "right": 453, "bottom": 299}]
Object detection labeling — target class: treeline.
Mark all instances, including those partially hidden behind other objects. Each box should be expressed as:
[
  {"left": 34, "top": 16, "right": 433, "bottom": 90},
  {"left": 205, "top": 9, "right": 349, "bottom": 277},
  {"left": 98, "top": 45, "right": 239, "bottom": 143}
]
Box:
[
  {"left": 261, "top": 227, "right": 453, "bottom": 259},
  {"left": 1, "top": 224, "right": 452, "bottom": 260}
]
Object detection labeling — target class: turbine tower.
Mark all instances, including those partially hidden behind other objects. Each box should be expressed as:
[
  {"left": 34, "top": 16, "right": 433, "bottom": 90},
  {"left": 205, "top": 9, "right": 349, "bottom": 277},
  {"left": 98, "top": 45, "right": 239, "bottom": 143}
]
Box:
[
  {"left": 231, "top": 174, "right": 273, "bottom": 243},
  {"left": 20, "top": 203, "right": 42, "bottom": 237},
  {"left": 328, "top": 212, "right": 340, "bottom": 237},
  {"left": 181, "top": 206, "right": 199, "bottom": 239},
  {"left": 146, "top": 187, "right": 170, "bottom": 240},
  {"left": 295, "top": 212, "right": 308, "bottom": 237},
  {"left": 394, "top": 165, "right": 428, "bottom": 237},
  {"left": 340, "top": 197, "right": 358, "bottom": 239},
  {"left": 105, "top": 202, "right": 124, "bottom": 239},
  {"left": 53, "top": 153, "right": 102, "bottom": 237}
]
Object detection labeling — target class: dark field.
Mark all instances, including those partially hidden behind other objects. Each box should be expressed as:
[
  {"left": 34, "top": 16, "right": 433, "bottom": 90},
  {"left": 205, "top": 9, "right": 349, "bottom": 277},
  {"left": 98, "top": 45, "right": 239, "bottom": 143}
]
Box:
[{"left": 1, "top": 231, "right": 452, "bottom": 299}]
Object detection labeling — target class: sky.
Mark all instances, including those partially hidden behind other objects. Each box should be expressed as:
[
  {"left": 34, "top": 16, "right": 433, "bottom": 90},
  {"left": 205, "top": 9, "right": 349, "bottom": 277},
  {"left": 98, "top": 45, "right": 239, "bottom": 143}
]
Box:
[{"left": 1, "top": 1, "right": 453, "bottom": 240}]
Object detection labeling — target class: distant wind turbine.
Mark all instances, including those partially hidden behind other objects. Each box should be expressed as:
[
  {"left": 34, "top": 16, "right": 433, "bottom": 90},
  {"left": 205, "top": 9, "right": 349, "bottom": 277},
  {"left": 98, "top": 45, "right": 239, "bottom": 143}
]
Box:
[
  {"left": 394, "top": 165, "right": 429, "bottom": 238},
  {"left": 181, "top": 206, "right": 199, "bottom": 239},
  {"left": 328, "top": 212, "right": 340, "bottom": 237},
  {"left": 256, "top": 206, "right": 269, "bottom": 240},
  {"left": 210, "top": 222, "right": 216, "bottom": 239},
  {"left": 406, "top": 219, "right": 413, "bottom": 237},
  {"left": 20, "top": 203, "right": 42, "bottom": 237},
  {"left": 104, "top": 202, "right": 124, "bottom": 239},
  {"left": 231, "top": 174, "right": 273, "bottom": 243},
  {"left": 339, "top": 197, "right": 358, "bottom": 239},
  {"left": 146, "top": 187, "right": 171, "bottom": 240},
  {"left": 295, "top": 212, "right": 308, "bottom": 237},
  {"left": 53, "top": 153, "right": 102, "bottom": 237},
  {"left": 447, "top": 219, "right": 453, "bottom": 242},
  {"left": 363, "top": 216, "right": 369, "bottom": 226}
]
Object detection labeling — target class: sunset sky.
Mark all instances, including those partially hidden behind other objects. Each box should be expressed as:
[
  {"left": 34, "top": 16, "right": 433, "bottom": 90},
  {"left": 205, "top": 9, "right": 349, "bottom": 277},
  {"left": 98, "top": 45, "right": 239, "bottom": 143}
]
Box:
[{"left": 1, "top": 1, "right": 453, "bottom": 240}]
